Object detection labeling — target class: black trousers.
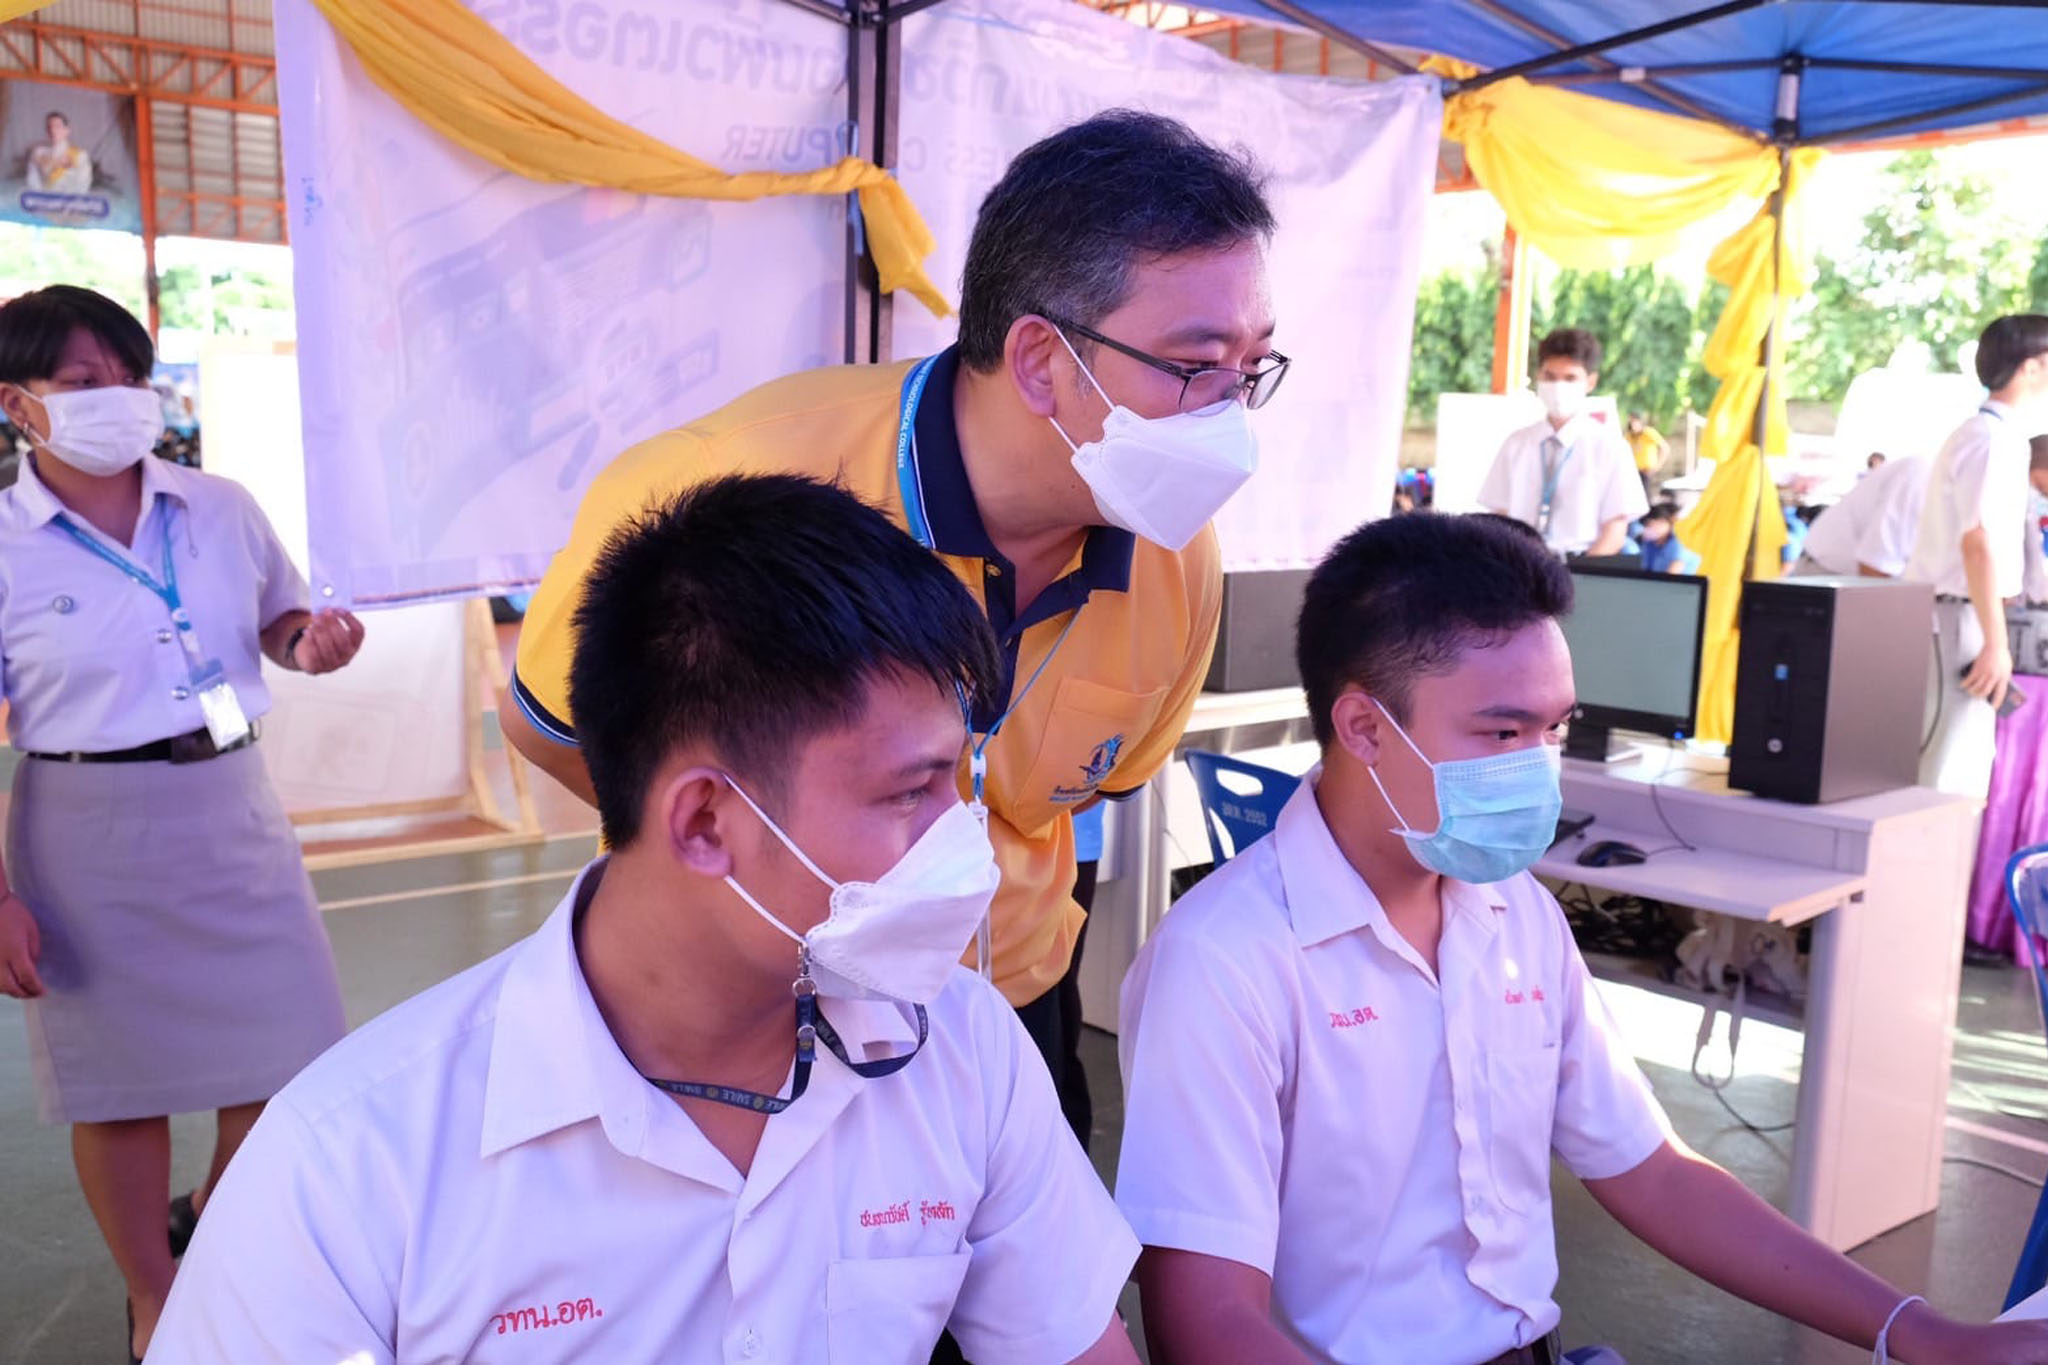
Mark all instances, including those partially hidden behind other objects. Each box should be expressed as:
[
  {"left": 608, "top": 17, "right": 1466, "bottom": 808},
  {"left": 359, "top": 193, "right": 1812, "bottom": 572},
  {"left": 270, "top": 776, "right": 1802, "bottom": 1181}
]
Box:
[{"left": 931, "top": 861, "right": 1100, "bottom": 1365}]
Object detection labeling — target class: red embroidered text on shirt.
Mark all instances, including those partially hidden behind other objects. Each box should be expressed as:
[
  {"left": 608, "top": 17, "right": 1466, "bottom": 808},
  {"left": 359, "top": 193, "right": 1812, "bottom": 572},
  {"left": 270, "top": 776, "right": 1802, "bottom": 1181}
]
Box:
[
  {"left": 1328, "top": 1007, "right": 1379, "bottom": 1029},
  {"left": 1504, "top": 988, "right": 1546, "bottom": 1005},
  {"left": 489, "top": 1299, "right": 604, "bottom": 1335},
  {"left": 859, "top": 1200, "right": 912, "bottom": 1229},
  {"left": 919, "top": 1199, "right": 957, "bottom": 1227}
]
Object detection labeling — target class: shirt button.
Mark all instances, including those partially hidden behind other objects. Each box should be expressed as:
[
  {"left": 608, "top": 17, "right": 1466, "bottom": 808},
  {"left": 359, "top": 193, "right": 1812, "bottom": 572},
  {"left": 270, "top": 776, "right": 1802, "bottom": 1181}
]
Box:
[
  {"left": 171, "top": 685, "right": 191, "bottom": 701},
  {"left": 156, "top": 628, "right": 174, "bottom": 644},
  {"left": 742, "top": 1328, "right": 762, "bottom": 1357}
]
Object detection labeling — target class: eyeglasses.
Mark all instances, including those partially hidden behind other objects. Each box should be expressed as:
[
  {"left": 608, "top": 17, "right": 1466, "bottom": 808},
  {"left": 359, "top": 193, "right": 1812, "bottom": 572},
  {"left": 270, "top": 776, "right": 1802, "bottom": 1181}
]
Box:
[{"left": 1049, "top": 318, "right": 1290, "bottom": 413}]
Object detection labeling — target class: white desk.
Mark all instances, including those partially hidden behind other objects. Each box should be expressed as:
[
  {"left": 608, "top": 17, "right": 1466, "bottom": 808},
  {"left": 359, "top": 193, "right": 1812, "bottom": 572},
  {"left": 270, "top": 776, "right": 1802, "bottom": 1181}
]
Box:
[
  {"left": 2001, "top": 1285, "right": 2048, "bottom": 1321},
  {"left": 1542, "top": 749, "right": 1978, "bottom": 1252}
]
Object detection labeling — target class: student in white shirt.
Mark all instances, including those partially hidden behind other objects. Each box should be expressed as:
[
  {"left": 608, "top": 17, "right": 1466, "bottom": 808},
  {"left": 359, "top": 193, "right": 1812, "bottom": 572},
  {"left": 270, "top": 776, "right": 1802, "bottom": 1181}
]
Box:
[
  {"left": 1904, "top": 315, "right": 2048, "bottom": 799},
  {"left": 148, "top": 474, "right": 1139, "bottom": 1365},
  {"left": 1116, "top": 511, "right": 2048, "bottom": 1365},
  {"left": 0, "top": 286, "right": 365, "bottom": 1363},
  {"left": 1479, "top": 329, "right": 1647, "bottom": 556},
  {"left": 1794, "top": 453, "right": 1931, "bottom": 577}
]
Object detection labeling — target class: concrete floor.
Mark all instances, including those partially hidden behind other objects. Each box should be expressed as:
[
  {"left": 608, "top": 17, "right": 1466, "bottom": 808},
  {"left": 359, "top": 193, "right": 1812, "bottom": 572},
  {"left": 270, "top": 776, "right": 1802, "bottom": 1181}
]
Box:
[{"left": 4, "top": 830, "right": 2046, "bottom": 1363}]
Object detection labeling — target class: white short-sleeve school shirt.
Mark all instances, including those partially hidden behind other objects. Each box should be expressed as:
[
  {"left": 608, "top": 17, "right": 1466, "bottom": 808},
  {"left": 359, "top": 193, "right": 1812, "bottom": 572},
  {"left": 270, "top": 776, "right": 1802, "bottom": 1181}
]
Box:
[
  {"left": 1116, "top": 774, "right": 1672, "bottom": 1365},
  {"left": 1800, "top": 455, "right": 1931, "bottom": 577},
  {"left": 148, "top": 861, "right": 1137, "bottom": 1365},
  {"left": 1905, "top": 402, "right": 2032, "bottom": 599},
  {"left": 1479, "top": 413, "right": 1648, "bottom": 555},
  {"left": 0, "top": 453, "right": 307, "bottom": 753}
]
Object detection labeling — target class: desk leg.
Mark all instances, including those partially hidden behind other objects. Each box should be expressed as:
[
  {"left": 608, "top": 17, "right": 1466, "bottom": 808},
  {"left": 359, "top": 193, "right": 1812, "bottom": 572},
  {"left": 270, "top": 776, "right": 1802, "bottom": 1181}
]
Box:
[
  {"left": 1790, "top": 806, "right": 1972, "bottom": 1251},
  {"left": 1075, "top": 782, "right": 1166, "bottom": 1034}
]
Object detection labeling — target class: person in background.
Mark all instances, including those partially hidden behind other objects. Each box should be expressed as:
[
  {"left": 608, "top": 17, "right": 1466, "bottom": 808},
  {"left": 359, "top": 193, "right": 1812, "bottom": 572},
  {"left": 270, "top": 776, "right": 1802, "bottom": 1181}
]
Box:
[
  {"left": 1904, "top": 314, "right": 2048, "bottom": 799},
  {"left": 0, "top": 286, "right": 364, "bottom": 1361},
  {"left": 148, "top": 475, "right": 1141, "bottom": 1365},
  {"left": 26, "top": 111, "right": 94, "bottom": 194},
  {"left": 1624, "top": 411, "right": 1667, "bottom": 496},
  {"left": 1479, "top": 329, "right": 1647, "bottom": 557},
  {"left": 1866, "top": 451, "right": 1889, "bottom": 474},
  {"left": 1115, "top": 511, "right": 2048, "bottom": 1365},
  {"left": 1794, "top": 453, "right": 1930, "bottom": 578},
  {"left": 501, "top": 112, "right": 1282, "bottom": 1147},
  {"left": 2025, "top": 435, "right": 2048, "bottom": 605},
  {"left": 1629, "top": 501, "right": 1699, "bottom": 575},
  {"left": 1392, "top": 486, "right": 1417, "bottom": 516}
]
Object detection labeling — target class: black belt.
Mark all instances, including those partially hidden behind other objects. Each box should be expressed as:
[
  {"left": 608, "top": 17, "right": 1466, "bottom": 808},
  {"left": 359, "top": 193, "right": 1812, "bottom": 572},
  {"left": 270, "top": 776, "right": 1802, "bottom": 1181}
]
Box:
[
  {"left": 1936, "top": 594, "right": 1971, "bottom": 604},
  {"left": 26, "top": 723, "right": 258, "bottom": 766},
  {"left": 1482, "top": 1332, "right": 1564, "bottom": 1365}
]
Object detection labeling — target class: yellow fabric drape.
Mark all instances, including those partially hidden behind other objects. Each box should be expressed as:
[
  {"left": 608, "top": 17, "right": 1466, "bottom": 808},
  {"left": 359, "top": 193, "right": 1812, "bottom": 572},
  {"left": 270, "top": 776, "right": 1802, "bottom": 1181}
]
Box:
[
  {"left": 0, "top": 1, "right": 48, "bottom": 20},
  {"left": 308, "top": 0, "right": 948, "bottom": 317},
  {"left": 1437, "top": 57, "right": 1822, "bottom": 742}
]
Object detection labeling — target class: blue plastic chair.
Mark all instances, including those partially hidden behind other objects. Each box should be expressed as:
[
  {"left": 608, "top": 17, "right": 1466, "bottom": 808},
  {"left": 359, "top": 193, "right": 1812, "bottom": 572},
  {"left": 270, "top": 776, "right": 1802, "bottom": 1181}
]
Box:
[
  {"left": 1181, "top": 750, "right": 1300, "bottom": 865},
  {"left": 2002, "top": 843, "right": 2048, "bottom": 1310}
]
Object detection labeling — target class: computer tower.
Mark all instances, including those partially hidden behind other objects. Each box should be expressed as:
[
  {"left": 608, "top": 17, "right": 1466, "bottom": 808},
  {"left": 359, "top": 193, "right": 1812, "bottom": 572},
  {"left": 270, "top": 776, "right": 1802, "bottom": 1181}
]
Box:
[
  {"left": 1729, "top": 577, "right": 1933, "bottom": 804},
  {"left": 1203, "top": 569, "right": 1311, "bottom": 692}
]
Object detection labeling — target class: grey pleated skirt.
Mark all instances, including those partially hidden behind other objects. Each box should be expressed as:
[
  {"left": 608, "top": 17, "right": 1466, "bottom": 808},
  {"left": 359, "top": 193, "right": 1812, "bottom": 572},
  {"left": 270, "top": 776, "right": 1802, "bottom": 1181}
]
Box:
[{"left": 6, "top": 745, "right": 346, "bottom": 1124}]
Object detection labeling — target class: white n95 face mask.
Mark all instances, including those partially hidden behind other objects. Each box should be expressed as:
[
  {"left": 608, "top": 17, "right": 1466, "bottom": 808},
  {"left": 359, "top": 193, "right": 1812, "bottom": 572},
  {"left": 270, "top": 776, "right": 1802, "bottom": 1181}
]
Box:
[
  {"left": 1052, "top": 331, "right": 1258, "bottom": 552},
  {"left": 1536, "top": 379, "right": 1589, "bottom": 423},
  {"left": 721, "top": 780, "right": 1000, "bottom": 1005},
  {"left": 25, "top": 385, "right": 164, "bottom": 477}
]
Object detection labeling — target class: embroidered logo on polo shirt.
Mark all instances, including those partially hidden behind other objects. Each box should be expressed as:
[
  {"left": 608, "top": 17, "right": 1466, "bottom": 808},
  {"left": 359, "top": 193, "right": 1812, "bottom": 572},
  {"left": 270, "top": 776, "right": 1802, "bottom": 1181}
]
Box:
[
  {"left": 488, "top": 1298, "right": 604, "bottom": 1335},
  {"left": 1052, "top": 734, "right": 1126, "bottom": 805},
  {"left": 1328, "top": 1006, "right": 1379, "bottom": 1029}
]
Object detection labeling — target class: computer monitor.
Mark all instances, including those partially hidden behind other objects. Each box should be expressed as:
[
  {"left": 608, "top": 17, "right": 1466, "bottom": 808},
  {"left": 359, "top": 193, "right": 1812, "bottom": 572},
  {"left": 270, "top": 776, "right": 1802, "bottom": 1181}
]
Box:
[{"left": 1557, "top": 564, "right": 1709, "bottom": 762}]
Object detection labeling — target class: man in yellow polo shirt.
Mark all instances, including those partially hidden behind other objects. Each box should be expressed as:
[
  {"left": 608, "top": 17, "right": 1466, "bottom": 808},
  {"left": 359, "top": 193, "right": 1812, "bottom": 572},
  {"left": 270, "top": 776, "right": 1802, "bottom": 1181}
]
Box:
[{"left": 503, "top": 110, "right": 1282, "bottom": 1141}]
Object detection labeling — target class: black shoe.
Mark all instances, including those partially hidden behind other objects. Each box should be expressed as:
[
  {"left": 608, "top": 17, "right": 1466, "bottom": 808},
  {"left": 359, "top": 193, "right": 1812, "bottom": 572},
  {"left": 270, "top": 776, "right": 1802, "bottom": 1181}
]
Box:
[{"left": 167, "top": 1192, "right": 199, "bottom": 1259}]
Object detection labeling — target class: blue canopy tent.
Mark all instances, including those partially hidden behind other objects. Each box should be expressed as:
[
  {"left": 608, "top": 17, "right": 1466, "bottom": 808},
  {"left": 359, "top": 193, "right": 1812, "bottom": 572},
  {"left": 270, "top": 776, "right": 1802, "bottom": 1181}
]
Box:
[{"left": 1201, "top": 1, "right": 2048, "bottom": 145}]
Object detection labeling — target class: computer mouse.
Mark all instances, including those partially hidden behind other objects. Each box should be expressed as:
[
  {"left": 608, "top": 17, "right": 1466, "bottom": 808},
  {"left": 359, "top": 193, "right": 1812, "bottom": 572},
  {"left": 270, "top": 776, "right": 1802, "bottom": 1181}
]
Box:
[{"left": 1577, "top": 839, "right": 1648, "bottom": 868}]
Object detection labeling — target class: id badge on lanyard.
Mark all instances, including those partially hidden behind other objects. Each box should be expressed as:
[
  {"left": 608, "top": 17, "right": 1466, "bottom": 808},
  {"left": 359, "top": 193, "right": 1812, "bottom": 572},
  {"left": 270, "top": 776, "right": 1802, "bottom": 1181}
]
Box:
[{"left": 55, "top": 507, "right": 252, "bottom": 751}]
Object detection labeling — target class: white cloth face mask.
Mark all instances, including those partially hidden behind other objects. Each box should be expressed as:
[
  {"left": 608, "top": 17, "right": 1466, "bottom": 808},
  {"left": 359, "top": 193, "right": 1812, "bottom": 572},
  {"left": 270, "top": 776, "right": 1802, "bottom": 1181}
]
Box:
[
  {"left": 721, "top": 779, "right": 1000, "bottom": 1005},
  {"left": 20, "top": 384, "right": 165, "bottom": 477},
  {"left": 1050, "top": 330, "right": 1258, "bottom": 552},
  {"left": 1536, "top": 378, "right": 1589, "bottom": 423}
]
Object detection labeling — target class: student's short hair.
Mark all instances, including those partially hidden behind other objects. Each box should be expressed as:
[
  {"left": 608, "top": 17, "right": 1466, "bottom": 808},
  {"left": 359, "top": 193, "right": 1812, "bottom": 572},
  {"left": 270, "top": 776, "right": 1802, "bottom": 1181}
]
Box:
[
  {"left": 956, "top": 110, "right": 1274, "bottom": 372},
  {"left": 1976, "top": 315, "right": 2048, "bottom": 391},
  {"left": 0, "top": 286, "right": 153, "bottom": 386},
  {"left": 1297, "top": 512, "right": 1575, "bottom": 745},
  {"left": 1536, "top": 328, "right": 1603, "bottom": 375},
  {"left": 569, "top": 475, "right": 1003, "bottom": 847},
  {"left": 1645, "top": 501, "right": 1679, "bottom": 523},
  {"left": 2031, "top": 434, "right": 2048, "bottom": 471}
]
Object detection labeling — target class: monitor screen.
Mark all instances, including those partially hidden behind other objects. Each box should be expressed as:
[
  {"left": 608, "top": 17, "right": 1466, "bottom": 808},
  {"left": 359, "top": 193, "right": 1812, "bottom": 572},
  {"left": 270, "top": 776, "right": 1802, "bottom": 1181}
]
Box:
[{"left": 1559, "top": 566, "right": 1708, "bottom": 737}]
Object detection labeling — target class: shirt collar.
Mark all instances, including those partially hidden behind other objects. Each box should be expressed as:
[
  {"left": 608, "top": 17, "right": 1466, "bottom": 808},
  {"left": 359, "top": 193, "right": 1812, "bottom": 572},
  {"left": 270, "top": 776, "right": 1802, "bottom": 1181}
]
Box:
[
  {"left": 909, "top": 345, "right": 1135, "bottom": 596},
  {"left": 1546, "top": 410, "right": 1605, "bottom": 446},
  {"left": 11, "top": 452, "right": 186, "bottom": 532},
  {"left": 479, "top": 861, "right": 928, "bottom": 1161},
  {"left": 1273, "top": 768, "right": 1506, "bottom": 949}
]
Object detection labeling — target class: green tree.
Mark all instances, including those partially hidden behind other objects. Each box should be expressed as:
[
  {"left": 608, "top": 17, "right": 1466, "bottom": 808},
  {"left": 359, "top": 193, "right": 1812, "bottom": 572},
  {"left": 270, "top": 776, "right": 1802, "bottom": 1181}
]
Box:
[
  {"left": 1534, "top": 264, "right": 1706, "bottom": 428},
  {"left": 1789, "top": 151, "right": 2036, "bottom": 401},
  {"left": 1406, "top": 265, "right": 1498, "bottom": 423}
]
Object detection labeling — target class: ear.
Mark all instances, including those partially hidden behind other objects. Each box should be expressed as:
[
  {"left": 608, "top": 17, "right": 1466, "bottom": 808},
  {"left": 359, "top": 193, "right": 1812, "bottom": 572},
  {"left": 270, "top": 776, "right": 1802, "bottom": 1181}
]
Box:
[
  {"left": 655, "top": 766, "right": 738, "bottom": 880},
  {"left": 1583, "top": 370, "right": 1600, "bottom": 391},
  {"left": 1004, "top": 314, "right": 1069, "bottom": 419},
  {"left": 1329, "top": 688, "right": 1388, "bottom": 768},
  {"left": 0, "top": 384, "right": 44, "bottom": 439}
]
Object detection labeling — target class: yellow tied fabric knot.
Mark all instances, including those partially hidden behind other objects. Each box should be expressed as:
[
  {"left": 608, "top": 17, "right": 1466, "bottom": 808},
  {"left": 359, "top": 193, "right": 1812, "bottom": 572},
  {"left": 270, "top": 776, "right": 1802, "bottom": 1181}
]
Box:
[{"left": 304, "top": 0, "right": 952, "bottom": 317}]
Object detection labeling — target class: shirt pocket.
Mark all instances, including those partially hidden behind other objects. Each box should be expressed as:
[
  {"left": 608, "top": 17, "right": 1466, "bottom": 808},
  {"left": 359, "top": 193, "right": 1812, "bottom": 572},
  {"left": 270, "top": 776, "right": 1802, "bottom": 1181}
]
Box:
[
  {"left": 1486, "top": 1042, "right": 1561, "bottom": 1215},
  {"left": 1010, "top": 677, "right": 1166, "bottom": 831},
  {"left": 826, "top": 1250, "right": 972, "bottom": 1364}
]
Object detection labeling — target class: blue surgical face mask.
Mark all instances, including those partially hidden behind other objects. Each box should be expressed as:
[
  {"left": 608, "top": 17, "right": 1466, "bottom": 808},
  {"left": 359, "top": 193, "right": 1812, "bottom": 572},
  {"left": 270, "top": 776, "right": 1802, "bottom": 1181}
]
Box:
[{"left": 1365, "top": 700, "right": 1562, "bottom": 884}]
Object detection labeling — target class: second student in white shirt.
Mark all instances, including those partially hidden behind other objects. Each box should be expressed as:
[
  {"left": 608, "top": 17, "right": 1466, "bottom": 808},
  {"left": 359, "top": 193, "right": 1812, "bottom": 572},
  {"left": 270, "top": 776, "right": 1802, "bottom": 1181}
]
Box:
[
  {"left": 149, "top": 475, "right": 1139, "bottom": 1365},
  {"left": 1116, "top": 511, "right": 2048, "bottom": 1365},
  {"left": 1479, "top": 328, "right": 1646, "bottom": 558}
]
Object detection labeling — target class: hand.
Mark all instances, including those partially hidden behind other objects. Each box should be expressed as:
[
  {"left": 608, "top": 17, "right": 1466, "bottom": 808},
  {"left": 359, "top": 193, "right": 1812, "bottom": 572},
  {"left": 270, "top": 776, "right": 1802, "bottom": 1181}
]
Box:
[
  {"left": 1897, "top": 1307, "right": 2048, "bottom": 1364},
  {"left": 1962, "top": 640, "right": 2015, "bottom": 710},
  {"left": 291, "top": 609, "right": 366, "bottom": 676},
  {"left": 0, "top": 891, "right": 45, "bottom": 999}
]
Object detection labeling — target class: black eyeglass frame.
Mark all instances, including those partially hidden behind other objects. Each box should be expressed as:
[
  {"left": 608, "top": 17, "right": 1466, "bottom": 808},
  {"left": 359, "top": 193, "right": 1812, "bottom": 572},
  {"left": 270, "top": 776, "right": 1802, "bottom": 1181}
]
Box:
[{"left": 1048, "top": 317, "right": 1290, "bottom": 412}]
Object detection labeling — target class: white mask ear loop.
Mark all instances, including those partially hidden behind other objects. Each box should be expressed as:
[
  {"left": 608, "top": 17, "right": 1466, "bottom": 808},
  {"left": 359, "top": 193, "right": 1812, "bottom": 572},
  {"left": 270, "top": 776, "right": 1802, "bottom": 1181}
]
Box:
[
  {"left": 1048, "top": 325, "right": 1117, "bottom": 455},
  {"left": 722, "top": 776, "right": 839, "bottom": 891},
  {"left": 1364, "top": 699, "right": 1438, "bottom": 839},
  {"left": 719, "top": 777, "right": 832, "bottom": 989}
]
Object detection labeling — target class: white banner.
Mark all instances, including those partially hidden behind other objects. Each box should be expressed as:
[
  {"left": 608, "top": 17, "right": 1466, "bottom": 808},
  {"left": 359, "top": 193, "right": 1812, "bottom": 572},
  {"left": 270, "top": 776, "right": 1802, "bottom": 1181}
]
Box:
[
  {"left": 895, "top": 0, "right": 1441, "bottom": 570},
  {"left": 274, "top": 0, "right": 852, "bottom": 606}
]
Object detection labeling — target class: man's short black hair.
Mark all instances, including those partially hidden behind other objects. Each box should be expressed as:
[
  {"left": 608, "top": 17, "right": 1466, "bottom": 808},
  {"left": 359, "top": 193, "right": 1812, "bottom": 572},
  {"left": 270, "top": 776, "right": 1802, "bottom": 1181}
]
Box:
[
  {"left": 1976, "top": 314, "right": 2048, "bottom": 391},
  {"left": 955, "top": 110, "right": 1274, "bottom": 372},
  {"left": 0, "top": 286, "right": 153, "bottom": 386},
  {"left": 1537, "top": 328, "right": 1602, "bottom": 375},
  {"left": 1645, "top": 500, "right": 1679, "bottom": 523},
  {"left": 569, "top": 475, "right": 1004, "bottom": 847},
  {"left": 1297, "top": 512, "right": 1575, "bottom": 746}
]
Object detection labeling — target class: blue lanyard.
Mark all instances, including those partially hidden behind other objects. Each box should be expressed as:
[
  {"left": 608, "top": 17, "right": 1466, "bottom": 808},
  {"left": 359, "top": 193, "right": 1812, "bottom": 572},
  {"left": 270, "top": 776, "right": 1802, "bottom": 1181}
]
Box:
[
  {"left": 52, "top": 502, "right": 193, "bottom": 643},
  {"left": 1538, "top": 434, "right": 1574, "bottom": 528},
  {"left": 894, "top": 356, "right": 1083, "bottom": 805},
  {"left": 642, "top": 994, "right": 930, "bottom": 1114}
]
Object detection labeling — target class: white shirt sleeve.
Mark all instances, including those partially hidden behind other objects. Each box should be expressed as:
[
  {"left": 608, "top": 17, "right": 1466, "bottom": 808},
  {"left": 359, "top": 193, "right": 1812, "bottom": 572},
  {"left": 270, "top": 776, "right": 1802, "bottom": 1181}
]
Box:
[
  {"left": 237, "top": 482, "right": 312, "bottom": 629},
  {"left": 1478, "top": 438, "right": 1518, "bottom": 514},
  {"left": 147, "top": 1100, "right": 399, "bottom": 1365},
  {"left": 1951, "top": 436, "right": 1995, "bottom": 541},
  {"left": 1113, "top": 925, "right": 1288, "bottom": 1276},
  {"left": 1596, "top": 429, "right": 1651, "bottom": 528},
  {"left": 1548, "top": 911, "right": 1674, "bottom": 1181},
  {"left": 946, "top": 988, "right": 1139, "bottom": 1365}
]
